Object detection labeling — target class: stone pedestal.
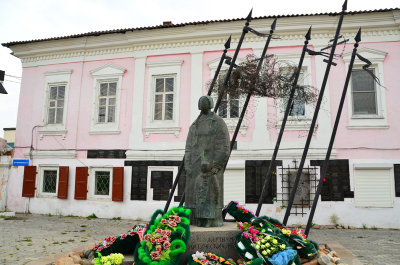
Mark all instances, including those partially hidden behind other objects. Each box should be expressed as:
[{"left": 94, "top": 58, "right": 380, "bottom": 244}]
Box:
[{"left": 180, "top": 222, "right": 241, "bottom": 264}]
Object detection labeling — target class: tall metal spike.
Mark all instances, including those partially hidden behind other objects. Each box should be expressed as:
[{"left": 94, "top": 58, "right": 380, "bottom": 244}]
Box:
[
  {"left": 355, "top": 27, "right": 361, "bottom": 43},
  {"left": 342, "top": 0, "right": 348, "bottom": 11},
  {"left": 246, "top": 8, "right": 253, "bottom": 22},
  {"left": 271, "top": 18, "right": 277, "bottom": 30},
  {"left": 305, "top": 26, "right": 312, "bottom": 41},
  {"left": 225, "top": 35, "right": 232, "bottom": 49}
]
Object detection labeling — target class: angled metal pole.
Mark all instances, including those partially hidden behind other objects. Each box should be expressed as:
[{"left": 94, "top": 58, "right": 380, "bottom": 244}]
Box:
[
  {"left": 214, "top": 9, "right": 253, "bottom": 112},
  {"left": 255, "top": 27, "right": 312, "bottom": 217},
  {"left": 305, "top": 28, "right": 361, "bottom": 236},
  {"left": 228, "top": 18, "right": 277, "bottom": 154},
  {"left": 164, "top": 36, "right": 231, "bottom": 212},
  {"left": 283, "top": 0, "right": 348, "bottom": 226}
]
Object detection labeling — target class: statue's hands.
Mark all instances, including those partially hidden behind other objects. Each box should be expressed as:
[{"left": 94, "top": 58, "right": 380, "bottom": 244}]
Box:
[
  {"left": 201, "top": 162, "right": 210, "bottom": 173},
  {"left": 210, "top": 166, "right": 220, "bottom": 175}
]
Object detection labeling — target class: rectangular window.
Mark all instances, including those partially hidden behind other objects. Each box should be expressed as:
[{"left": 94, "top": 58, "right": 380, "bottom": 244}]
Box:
[
  {"left": 352, "top": 69, "right": 377, "bottom": 115},
  {"left": 98, "top": 82, "right": 117, "bottom": 123},
  {"left": 42, "top": 170, "right": 57, "bottom": 194},
  {"left": 154, "top": 76, "right": 174, "bottom": 121},
  {"left": 218, "top": 93, "right": 240, "bottom": 119},
  {"left": 94, "top": 171, "right": 111, "bottom": 196},
  {"left": 47, "top": 85, "right": 65, "bottom": 124},
  {"left": 245, "top": 160, "right": 282, "bottom": 204},
  {"left": 394, "top": 164, "right": 400, "bottom": 197},
  {"left": 150, "top": 171, "right": 173, "bottom": 200},
  {"left": 289, "top": 88, "right": 305, "bottom": 116}
]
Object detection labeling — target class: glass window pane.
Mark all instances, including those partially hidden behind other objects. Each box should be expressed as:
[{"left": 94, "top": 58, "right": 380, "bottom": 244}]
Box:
[
  {"left": 99, "top": 98, "right": 107, "bottom": 106},
  {"left": 218, "top": 101, "right": 227, "bottom": 118},
  {"left": 154, "top": 103, "right": 162, "bottom": 120},
  {"left": 48, "top": 109, "right": 56, "bottom": 124},
  {"left": 100, "top": 83, "right": 108, "bottom": 96},
  {"left": 352, "top": 70, "right": 375, "bottom": 92},
  {"left": 50, "top": 86, "right": 58, "bottom": 99},
  {"left": 43, "top": 170, "right": 57, "bottom": 193},
  {"left": 108, "top": 98, "right": 116, "bottom": 106},
  {"left": 353, "top": 92, "right": 377, "bottom": 114},
  {"left": 108, "top": 83, "right": 117, "bottom": 96},
  {"left": 57, "top": 100, "right": 64, "bottom": 108},
  {"left": 56, "top": 108, "right": 63, "bottom": 123},
  {"left": 165, "top": 78, "right": 174, "bottom": 92},
  {"left": 49, "top": 101, "right": 56, "bottom": 108},
  {"left": 166, "top": 93, "right": 173, "bottom": 103},
  {"left": 95, "top": 171, "right": 110, "bottom": 195},
  {"left": 155, "top": 78, "right": 164, "bottom": 92},
  {"left": 98, "top": 107, "right": 106, "bottom": 122},
  {"left": 230, "top": 99, "right": 239, "bottom": 118},
  {"left": 108, "top": 82, "right": 117, "bottom": 96},
  {"left": 165, "top": 103, "right": 173, "bottom": 120},
  {"left": 108, "top": 106, "right": 115, "bottom": 122},
  {"left": 58, "top": 86, "right": 65, "bottom": 99},
  {"left": 155, "top": 95, "right": 163, "bottom": 103}
]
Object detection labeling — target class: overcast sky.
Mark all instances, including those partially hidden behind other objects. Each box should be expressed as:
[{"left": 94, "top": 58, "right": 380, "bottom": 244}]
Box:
[{"left": 0, "top": 0, "right": 398, "bottom": 136}]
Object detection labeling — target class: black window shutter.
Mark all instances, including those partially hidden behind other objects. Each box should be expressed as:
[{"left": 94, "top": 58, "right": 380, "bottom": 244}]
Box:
[
  {"left": 245, "top": 160, "right": 281, "bottom": 204},
  {"left": 394, "top": 164, "right": 400, "bottom": 197}
]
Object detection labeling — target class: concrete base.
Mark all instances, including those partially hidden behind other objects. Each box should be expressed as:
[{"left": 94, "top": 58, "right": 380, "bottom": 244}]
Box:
[
  {"left": 180, "top": 222, "right": 241, "bottom": 264},
  {"left": 0, "top": 211, "right": 15, "bottom": 218}
]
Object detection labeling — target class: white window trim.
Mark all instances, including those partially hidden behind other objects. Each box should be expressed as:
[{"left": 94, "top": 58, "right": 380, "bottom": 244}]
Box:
[
  {"left": 40, "top": 70, "right": 72, "bottom": 139},
  {"left": 37, "top": 165, "right": 59, "bottom": 198},
  {"left": 274, "top": 53, "right": 313, "bottom": 130},
  {"left": 145, "top": 60, "right": 182, "bottom": 137},
  {"left": 207, "top": 57, "right": 248, "bottom": 135},
  {"left": 90, "top": 63, "right": 126, "bottom": 135},
  {"left": 343, "top": 47, "right": 389, "bottom": 130},
  {"left": 88, "top": 167, "right": 113, "bottom": 200},
  {"left": 146, "top": 166, "right": 178, "bottom": 202}
]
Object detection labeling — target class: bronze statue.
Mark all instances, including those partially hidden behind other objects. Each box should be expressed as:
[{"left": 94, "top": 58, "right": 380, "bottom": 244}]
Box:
[{"left": 184, "top": 96, "right": 230, "bottom": 227}]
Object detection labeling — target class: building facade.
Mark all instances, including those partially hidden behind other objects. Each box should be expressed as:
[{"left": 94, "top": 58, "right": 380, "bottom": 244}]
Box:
[{"left": 2, "top": 9, "right": 400, "bottom": 227}]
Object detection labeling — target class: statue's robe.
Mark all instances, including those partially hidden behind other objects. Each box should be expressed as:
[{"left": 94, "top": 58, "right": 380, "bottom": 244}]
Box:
[{"left": 184, "top": 112, "right": 230, "bottom": 227}]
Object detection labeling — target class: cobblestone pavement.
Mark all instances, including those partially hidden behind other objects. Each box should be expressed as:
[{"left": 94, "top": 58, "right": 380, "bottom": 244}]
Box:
[{"left": 1, "top": 214, "right": 399, "bottom": 265}]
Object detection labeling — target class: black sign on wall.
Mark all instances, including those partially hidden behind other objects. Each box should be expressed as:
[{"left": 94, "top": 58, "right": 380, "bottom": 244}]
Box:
[
  {"left": 87, "top": 150, "right": 126, "bottom": 159},
  {"left": 310, "top": 159, "right": 353, "bottom": 201}
]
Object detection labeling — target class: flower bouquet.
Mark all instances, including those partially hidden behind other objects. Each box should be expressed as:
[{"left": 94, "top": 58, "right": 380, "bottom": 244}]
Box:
[
  {"left": 93, "top": 253, "right": 124, "bottom": 265},
  {"left": 134, "top": 206, "right": 191, "bottom": 265},
  {"left": 188, "top": 251, "right": 263, "bottom": 265},
  {"left": 93, "top": 224, "right": 148, "bottom": 256}
]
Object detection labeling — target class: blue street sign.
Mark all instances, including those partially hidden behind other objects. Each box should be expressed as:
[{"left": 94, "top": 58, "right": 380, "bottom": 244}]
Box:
[{"left": 12, "top": 159, "right": 30, "bottom": 166}]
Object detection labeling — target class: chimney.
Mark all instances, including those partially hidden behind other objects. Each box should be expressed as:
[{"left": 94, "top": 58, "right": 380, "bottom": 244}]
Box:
[{"left": 163, "top": 21, "right": 173, "bottom": 26}]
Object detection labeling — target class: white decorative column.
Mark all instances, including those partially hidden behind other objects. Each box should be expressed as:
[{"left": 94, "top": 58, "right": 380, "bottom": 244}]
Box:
[{"left": 190, "top": 52, "right": 203, "bottom": 123}]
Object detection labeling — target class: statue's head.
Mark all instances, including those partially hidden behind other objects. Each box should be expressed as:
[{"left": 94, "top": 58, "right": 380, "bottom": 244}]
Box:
[{"left": 198, "top": 96, "right": 214, "bottom": 113}]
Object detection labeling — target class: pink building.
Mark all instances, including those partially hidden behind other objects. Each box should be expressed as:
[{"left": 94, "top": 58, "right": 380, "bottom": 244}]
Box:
[{"left": 2, "top": 8, "right": 400, "bottom": 227}]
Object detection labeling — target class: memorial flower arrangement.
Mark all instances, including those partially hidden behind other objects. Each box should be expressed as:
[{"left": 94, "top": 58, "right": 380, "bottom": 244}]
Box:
[
  {"left": 134, "top": 206, "right": 191, "bottom": 265},
  {"left": 93, "top": 253, "right": 124, "bottom": 265},
  {"left": 188, "top": 251, "right": 263, "bottom": 265},
  {"left": 225, "top": 201, "right": 319, "bottom": 264},
  {"left": 93, "top": 224, "right": 148, "bottom": 256}
]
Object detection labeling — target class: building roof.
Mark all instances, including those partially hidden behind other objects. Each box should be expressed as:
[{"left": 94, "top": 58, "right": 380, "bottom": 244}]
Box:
[{"left": 2, "top": 8, "right": 398, "bottom": 48}]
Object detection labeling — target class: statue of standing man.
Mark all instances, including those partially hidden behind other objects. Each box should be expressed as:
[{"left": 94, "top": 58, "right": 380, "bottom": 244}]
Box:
[{"left": 184, "top": 96, "right": 230, "bottom": 227}]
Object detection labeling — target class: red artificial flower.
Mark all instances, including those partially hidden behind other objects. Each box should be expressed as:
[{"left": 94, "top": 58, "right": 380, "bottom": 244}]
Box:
[
  {"left": 150, "top": 238, "right": 156, "bottom": 244},
  {"left": 144, "top": 234, "right": 151, "bottom": 240},
  {"left": 155, "top": 228, "right": 162, "bottom": 233},
  {"left": 243, "top": 209, "right": 248, "bottom": 213},
  {"left": 169, "top": 221, "right": 177, "bottom": 227},
  {"left": 150, "top": 251, "right": 161, "bottom": 260},
  {"left": 163, "top": 241, "right": 171, "bottom": 249},
  {"left": 157, "top": 238, "right": 163, "bottom": 244},
  {"left": 166, "top": 230, "right": 171, "bottom": 236},
  {"left": 129, "top": 231, "right": 136, "bottom": 235},
  {"left": 161, "top": 230, "right": 167, "bottom": 235},
  {"left": 161, "top": 219, "right": 168, "bottom": 224},
  {"left": 156, "top": 245, "right": 162, "bottom": 252},
  {"left": 175, "top": 216, "right": 181, "bottom": 223},
  {"left": 162, "top": 235, "right": 169, "bottom": 241},
  {"left": 121, "top": 234, "right": 127, "bottom": 240},
  {"left": 211, "top": 254, "right": 218, "bottom": 261}
]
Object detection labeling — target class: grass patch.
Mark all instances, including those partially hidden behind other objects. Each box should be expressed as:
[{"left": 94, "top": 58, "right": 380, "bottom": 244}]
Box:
[
  {"left": 68, "top": 239, "right": 75, "bottom": 242},
  {"left": 371, "top": 226, "right": 378, "bottom": 230},
  {"left": 362, "top": 224, "right": 368, "bottom": 229},
  {"left": 79, "top": 229, "right": 86, "bottom": 232},
  {"left": 113, "top": 217, "right": 121, "bottom": 220},
  {"left": 66, "top": 214, "right": 78, "bottom": 218},
  {"left": 52, "top": 241, "right": 59, "bottom": 245},
  {"left": 80, "top": 225, "right": 87, "bottom": 228},
  {"left": 81, "top": 240, "right": 87, "bottom": 243},
  {"left": 21, "top": 237, "right": 32, "bottom": 242},
  {"left": 87, "top": 213, "right": 98, "bottom": 219},
  {"left": 61, "top": 232, "right": 67, "bottom": 235}
]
